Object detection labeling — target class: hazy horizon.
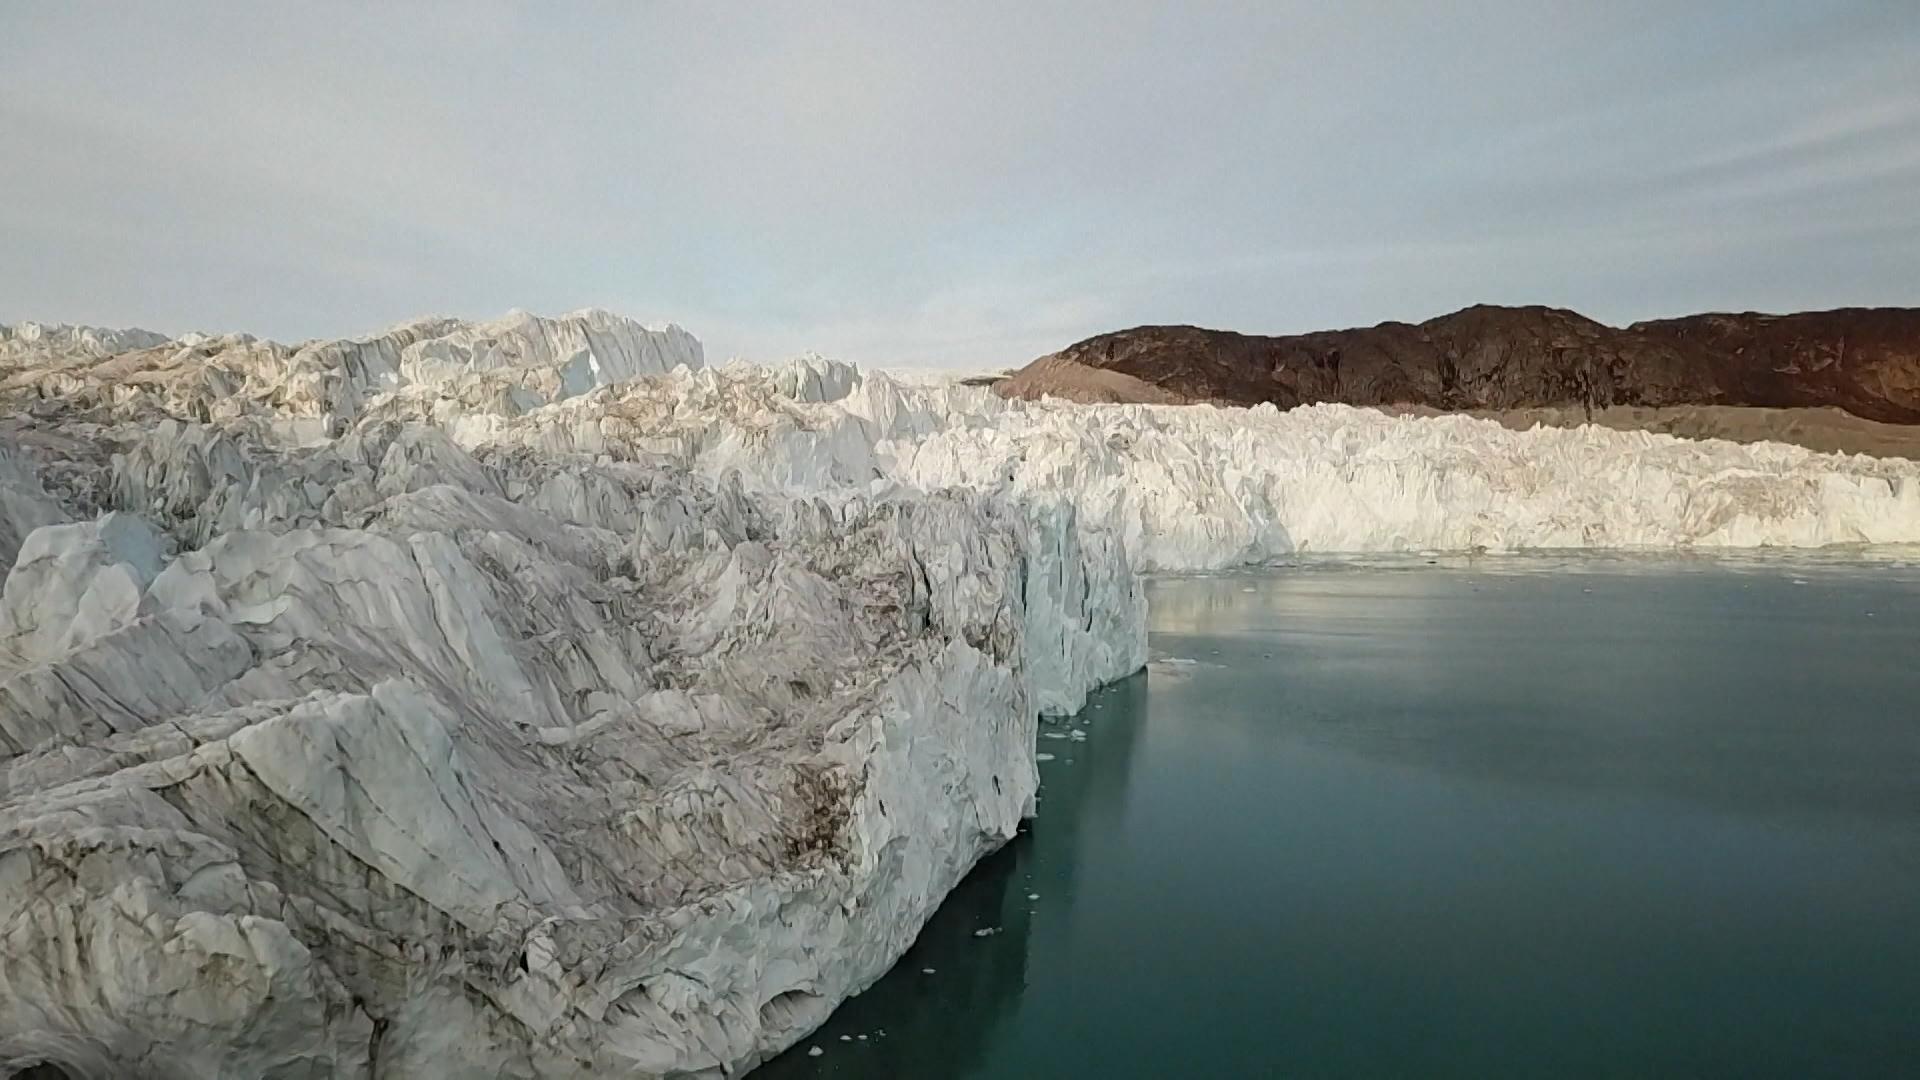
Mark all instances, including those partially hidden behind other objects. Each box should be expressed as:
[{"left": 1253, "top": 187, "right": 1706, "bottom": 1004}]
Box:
[{"left": 5, "top": 1, "right": 1917, "bottom": 367}]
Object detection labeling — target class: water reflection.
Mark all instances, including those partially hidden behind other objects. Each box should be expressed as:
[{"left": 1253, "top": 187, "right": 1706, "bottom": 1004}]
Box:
[{"left": 1151, "top": 564, "right": 1920, "bottom": 826}]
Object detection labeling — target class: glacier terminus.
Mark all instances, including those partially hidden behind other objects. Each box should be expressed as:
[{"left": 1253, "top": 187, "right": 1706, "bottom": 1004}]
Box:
[{"left": 2, "top": 310, "right": 1919, "bottom": 1077}]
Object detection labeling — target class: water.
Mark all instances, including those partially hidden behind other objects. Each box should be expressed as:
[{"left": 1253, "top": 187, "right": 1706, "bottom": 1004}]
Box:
[{"left": 761, "top": 555, "right": 1920, "bottom": 1078}]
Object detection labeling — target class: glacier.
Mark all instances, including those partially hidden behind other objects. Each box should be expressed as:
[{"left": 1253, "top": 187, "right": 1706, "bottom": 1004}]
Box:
[{"left": 2, "top": 309, "right": 1919, "bottom": 1078}]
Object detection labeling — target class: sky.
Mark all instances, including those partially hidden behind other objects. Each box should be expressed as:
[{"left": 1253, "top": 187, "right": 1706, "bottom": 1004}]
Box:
[{"left": 3, "top": 2, "right": 1917, "bottom": 368}]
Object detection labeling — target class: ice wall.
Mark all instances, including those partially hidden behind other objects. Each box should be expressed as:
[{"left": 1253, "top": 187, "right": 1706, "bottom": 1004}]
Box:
[
  {"left": 0, "top": 317, "right": 1142, "bottom": 1079},
  {"left": 850, "top": 374, "right": 1920, "bottom": 569},
  {"left": 452, "top": 363, "right": 1920, "bottom": 571}
]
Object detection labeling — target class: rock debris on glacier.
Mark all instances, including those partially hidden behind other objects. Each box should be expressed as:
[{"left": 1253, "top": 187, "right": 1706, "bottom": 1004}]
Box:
[{"left": 3, "top": 307, "right": 1920, "bottom": 1078}]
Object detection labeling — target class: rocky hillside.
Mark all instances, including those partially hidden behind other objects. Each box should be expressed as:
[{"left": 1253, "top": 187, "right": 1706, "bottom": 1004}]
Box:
[{"left": 997, "top": 305, "right": 1920, "bottom": 424}]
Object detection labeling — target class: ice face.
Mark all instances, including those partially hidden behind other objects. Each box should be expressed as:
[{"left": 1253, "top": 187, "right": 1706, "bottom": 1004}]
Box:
[
  {"left": 0, "top": 315, "right": 1143, "bottom": 1078},
  {"left": 845, "top": 384, "right": 1920, "bottom": 569}
]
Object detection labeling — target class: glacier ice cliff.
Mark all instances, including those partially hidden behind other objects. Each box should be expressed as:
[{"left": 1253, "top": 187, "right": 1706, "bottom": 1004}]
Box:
[
  {"left": 472, "top": 356, "right": 1920, "bottom": 572},
  {"left": 0, "top": 312, "right": 1142, "bottom": 1078},
  {"left": 3, "top": 307, "right": 1920, "bottom": 1077}
]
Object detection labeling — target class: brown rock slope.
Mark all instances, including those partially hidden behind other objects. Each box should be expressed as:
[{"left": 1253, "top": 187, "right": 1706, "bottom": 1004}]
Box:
[{"left": 996, "top": 305, "right": 1920, "bottom": 425}]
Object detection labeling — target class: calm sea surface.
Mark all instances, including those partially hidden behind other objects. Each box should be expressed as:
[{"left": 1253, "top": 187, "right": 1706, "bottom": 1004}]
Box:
[{"left": 762, "top": 554, "right": 1920, "bottom": 1078}]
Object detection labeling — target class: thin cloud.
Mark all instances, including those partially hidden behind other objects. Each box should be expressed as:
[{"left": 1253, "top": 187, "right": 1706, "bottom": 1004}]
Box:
[{"left": 1, "top": 2, "right": 1916, "bottom": 364}]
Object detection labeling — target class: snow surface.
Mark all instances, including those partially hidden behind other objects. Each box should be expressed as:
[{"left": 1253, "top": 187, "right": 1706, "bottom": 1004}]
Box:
[{"left": 2, "top": 309, "right": 1919, "bottom": 1077}]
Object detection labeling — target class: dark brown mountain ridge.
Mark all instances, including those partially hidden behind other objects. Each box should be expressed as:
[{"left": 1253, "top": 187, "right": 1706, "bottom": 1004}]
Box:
[{"left": 996, "top": 304, "right": 1920, "bottom": 425}]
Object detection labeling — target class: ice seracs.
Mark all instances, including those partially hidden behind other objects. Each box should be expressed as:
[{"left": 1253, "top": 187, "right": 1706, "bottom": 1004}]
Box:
[
  {"left": 857, "top": 392, "right": 1920, "bottom": 570},
  {"left": 3, "top": 308, "right": 1920, "bottom": 1078},
  {"left": 0, "top": 313, "right": 1141, "bottom": 1078},
  {"left": 0, "top": 321, "right": 172, "bottom": 362}
]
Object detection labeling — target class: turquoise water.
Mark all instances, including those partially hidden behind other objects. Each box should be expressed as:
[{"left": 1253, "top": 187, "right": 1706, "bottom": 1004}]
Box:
[{"left": 761, "top": 556, "right": 1920, "bottom": 1078}]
